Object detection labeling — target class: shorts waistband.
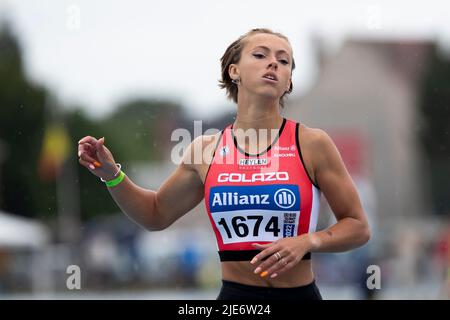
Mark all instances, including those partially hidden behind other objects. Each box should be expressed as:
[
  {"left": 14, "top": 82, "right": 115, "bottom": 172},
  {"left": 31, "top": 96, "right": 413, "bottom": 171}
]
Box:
[
  {"left": 219, "top": 250, "right": 311, "bottom": 261},
  {"left": 221, "top": 279, "right": 317, "bottom": 293}
]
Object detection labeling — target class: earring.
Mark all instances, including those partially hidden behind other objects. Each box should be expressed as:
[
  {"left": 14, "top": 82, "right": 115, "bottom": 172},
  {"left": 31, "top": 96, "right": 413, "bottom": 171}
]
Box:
[{"left": 232, "top": 78, "right": 240, "bottom": 85}]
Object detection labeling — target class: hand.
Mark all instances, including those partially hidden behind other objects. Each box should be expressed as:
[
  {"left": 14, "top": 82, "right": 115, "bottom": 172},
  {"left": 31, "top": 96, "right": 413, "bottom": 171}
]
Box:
[
  {"left": 78, "top": 136, "right": 119, "bottom": 181},
  {"left": 250, "top": 234, "right": 313, "bottom": 279}
]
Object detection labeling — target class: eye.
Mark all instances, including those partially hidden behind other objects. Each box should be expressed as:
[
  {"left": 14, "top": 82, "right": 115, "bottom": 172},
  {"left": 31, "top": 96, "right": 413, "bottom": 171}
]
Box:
[
  {"left": 253, "top": 53, "right": 265, "bottom": 59},
  {"left": 279, "top": 59, "right": 289, "bottom": 65}
]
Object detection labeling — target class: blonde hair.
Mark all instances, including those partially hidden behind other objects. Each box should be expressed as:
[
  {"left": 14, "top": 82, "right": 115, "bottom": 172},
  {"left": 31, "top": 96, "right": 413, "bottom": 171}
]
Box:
[{"left": 218, "top": 28, "right": 295, "bottom": 108}]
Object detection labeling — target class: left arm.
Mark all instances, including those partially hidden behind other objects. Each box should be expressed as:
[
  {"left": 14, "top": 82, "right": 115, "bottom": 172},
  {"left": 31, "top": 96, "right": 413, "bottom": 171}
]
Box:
[
  {"left": 251, "top": 129, "right": 371, "bottom": 278},
  {"left": 306, "top": 129, "right": 371, "bottom": 252}
]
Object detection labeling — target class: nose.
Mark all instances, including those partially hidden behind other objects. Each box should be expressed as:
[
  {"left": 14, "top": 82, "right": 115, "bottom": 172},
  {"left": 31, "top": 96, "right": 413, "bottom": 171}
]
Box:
[{"left": 268, "top": 56, "right": 278, "bottom": 70}]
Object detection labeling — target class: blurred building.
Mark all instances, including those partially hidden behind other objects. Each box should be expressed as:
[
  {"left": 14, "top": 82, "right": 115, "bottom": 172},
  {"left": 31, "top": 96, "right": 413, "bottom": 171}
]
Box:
[{"left": 285, "top": 37, "right": 435, "bottom": 239}]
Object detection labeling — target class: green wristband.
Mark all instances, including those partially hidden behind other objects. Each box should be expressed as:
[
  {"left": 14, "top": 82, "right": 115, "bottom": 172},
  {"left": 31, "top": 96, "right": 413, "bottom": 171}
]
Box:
[{"left": 105, "top": 171, "right": 126, "bottom": 187}]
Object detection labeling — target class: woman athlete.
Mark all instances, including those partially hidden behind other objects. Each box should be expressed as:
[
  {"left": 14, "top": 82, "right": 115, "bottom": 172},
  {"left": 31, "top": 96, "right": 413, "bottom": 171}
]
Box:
[{"left": 78, "top": 28, "right": 371, "bottom": 300}]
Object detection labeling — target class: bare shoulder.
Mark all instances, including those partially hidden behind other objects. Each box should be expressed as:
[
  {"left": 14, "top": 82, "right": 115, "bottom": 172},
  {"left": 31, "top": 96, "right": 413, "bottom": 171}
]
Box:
[
  {"left": 298, "top": 123, "right": 328, "bottom": 146},
  {"left": 303, "top": 126, "right": 349, "bottom": 189},
  {"left": 299, "top": 124, "right": 334, "bottom": 148},
  {"left": 298, "top": 124, "right": 340, "bottom": 179}
]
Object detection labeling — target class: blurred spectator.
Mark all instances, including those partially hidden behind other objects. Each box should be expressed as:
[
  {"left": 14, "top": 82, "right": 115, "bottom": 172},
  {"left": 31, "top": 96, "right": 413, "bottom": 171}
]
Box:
[
  {"left": 177, "top": 243, "right": 201, "bottom": 287},
  {"left": 434, "top": 223, "right": 450, "bottom": 299},
  {"left": 84, "top": 231, "right": 119, "bottom": 288}
]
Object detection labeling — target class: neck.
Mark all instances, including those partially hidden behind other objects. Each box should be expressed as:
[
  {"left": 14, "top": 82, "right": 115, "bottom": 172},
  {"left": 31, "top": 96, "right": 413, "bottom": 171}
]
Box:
[{"left": 233, "top": 94, "right": 283, "bottom": 131}]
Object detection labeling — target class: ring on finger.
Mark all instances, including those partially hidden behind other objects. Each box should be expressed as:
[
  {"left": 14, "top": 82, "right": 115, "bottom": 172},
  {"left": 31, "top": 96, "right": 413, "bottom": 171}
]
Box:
[{"left": 274, "top": 252, "right": 282, "bottom": 261}]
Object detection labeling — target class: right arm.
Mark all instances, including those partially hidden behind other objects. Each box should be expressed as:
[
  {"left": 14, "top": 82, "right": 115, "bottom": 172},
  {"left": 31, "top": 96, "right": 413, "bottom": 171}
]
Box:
[{"left": 78, "top": 135, "right": 207, "bottom": 231}]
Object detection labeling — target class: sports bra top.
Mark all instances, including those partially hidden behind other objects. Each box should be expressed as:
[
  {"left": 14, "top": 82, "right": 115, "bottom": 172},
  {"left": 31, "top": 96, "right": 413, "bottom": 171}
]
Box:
[{"left": 204, "top": 117, "right": 321, "bottom": 261}]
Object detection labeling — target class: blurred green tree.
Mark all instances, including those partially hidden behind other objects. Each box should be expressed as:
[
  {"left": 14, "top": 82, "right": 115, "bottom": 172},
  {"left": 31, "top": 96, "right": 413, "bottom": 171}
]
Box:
[
  {"left": 0, "top": 24, "right": 48, "bottom": 218},
  {"left": 0, "top": 23, "right": 188, "bottom": 222},
  {"left": 418, "top": 47, "right": 450, "bottom": 215},
  {"left": 105, "top": 98, "right": 185, "bottom": 162}
]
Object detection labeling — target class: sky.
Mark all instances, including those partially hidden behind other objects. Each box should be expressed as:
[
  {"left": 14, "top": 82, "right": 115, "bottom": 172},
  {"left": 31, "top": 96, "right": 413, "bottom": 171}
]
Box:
[{"left": 1, "top": 0, "right": 449, "bottom": 120}]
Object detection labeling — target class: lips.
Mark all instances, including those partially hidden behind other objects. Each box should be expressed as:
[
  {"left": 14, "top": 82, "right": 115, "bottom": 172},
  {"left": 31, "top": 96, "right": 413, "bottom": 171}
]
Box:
[{"left": 262, "top": 72, "right": 278, "bottom": 82}]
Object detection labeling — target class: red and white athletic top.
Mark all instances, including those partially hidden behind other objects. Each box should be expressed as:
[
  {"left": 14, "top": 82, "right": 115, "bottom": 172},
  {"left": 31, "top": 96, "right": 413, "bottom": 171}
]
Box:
[{"left": 204, "top": 117, "right": 321, "bottom": 261}]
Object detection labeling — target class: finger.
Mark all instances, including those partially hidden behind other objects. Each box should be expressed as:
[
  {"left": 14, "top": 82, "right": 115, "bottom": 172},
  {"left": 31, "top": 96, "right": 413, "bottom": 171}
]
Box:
[
  {"left": 252, "top": 242, "right": 272, "bottom": 250},
  {"left": 96, "top": 137, "right": 106, "bottom": 155},
  {"left": 78, "top": 136, "right": 98, "bottom": 145},
  {"left": 79, "top": 149, "right": 97, "bottom": 163},
  {"left": 269, "top": 260, "right": 297, "bottom": 279},
  {"left": 251, "top": 242, "right": 274, "bottom": 264},
  {"left": 80, "top": 145, "right": 101, "bottom": 168},
  {"left": 251, "top": 243, "right": 279, "bottom": 264},
  {"left": 253, "top": 250, "right": 283, "bottom": 276},
  {"left": 265, "top": 256, "right": 291, "bottom": 277},
  {"left": 78, "top": 143, "right": 95, "bottom": 157},
  {"left": 79, "top": 152, "right": 98, "bottom": 166},
  {"left": 95, "top": 137, "right": 109, "bottom": 161},
  {"left": 95, "top": 136, "right": 103, "bottom": 151},
  {"left": 78, "top": 158, "right": 96, "bottom": 171},
  {"left": 78, "top": 143, "right": 97, "bottom": 159}
]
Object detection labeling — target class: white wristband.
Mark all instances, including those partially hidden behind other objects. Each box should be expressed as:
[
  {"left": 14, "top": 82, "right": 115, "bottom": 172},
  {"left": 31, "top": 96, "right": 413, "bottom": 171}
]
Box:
[{"left": 100, "top": 163, "right": 122, "bottom": 182}]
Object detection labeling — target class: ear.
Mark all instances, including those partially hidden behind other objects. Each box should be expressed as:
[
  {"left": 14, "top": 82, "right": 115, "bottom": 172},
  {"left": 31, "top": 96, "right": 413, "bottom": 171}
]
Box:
[{"left": 228, "top": 64, "right": 239, "bottom": 81}]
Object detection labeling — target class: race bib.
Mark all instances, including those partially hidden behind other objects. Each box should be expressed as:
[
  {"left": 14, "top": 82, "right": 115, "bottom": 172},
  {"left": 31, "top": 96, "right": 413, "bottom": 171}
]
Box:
[{"left": 209, "top": 184, "right": 301, "bottom": 244}]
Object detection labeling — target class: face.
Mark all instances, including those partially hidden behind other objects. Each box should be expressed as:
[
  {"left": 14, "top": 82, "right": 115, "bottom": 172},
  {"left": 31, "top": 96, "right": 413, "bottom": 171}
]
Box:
[{"left": 229, "top": 33, "right": 293, "bottom": 101}]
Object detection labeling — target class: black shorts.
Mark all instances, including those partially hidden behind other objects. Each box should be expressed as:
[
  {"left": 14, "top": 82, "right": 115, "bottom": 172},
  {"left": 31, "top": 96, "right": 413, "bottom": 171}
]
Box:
[{"left": 217, "top": 279, "right": 323, "bottom": 300}]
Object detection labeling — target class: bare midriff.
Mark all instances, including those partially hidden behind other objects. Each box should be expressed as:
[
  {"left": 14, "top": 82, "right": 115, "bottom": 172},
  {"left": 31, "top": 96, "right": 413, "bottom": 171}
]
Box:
[{"left": 221, "top": 260, "right": 314, "bottom": 287}]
